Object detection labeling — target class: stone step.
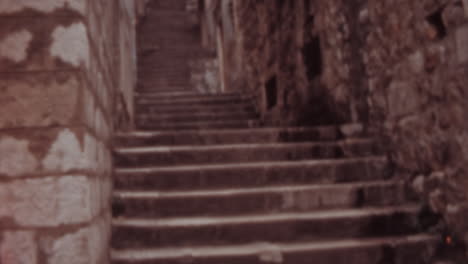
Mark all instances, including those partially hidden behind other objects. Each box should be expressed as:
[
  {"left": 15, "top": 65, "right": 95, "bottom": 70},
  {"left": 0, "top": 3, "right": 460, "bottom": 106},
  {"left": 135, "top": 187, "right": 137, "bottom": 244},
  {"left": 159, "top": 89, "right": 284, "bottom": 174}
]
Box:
[
  {"left": 137, "top": 49, "right": 210, "bottom": 57},
  {"left": 134, "top": 91, "right": 232, "bottom": 98},
  {"left": 136, "top": 111, "right": 257, "bottom": 124},
  {"left": 145, "top": 9, "right": 190, "bottom": 15},
  {"left": 135, "top": 91, "right": 243, "bottom": 100},
  {"left": 147, "top": 2, "right": 186, "bottom": 11},
  {"left": 135, "top": 89, "right": 195, "bottom": 96},
  {"left": 137, "top": 65, "right": 190, "bottom": 70},
  {"left": 138, "top": 44, "right": 204, "bottom": 51},
  {"left": 136, "top": 86, "right": 191, "bottom": 92},
  {"left": 137, "top": 65, "right": 191, "bottom": 70},
  {"left": 137, "top": 70, "right": 190, "bottom": 75},
  {"left": 114, "top": 157, "right": 389, "bottom": 191},
  {"left": 111, "top": 234, "right": 437, "bottom": 264},
  {"left": 135, "top": 102, "right": 255, "bottom": 115},
  {"left": 114, "top": 139, "right": 379, "bottom": 167},
  {"left": 138, "top": 70, "right": 190, "bottom": 76},
  {"left": 137, "top": 76, "right": 191, "bottom": 82},
  {"left": 111, "top": 205, "right": 422, "bottom": 249},
  {"left": 135, "top": 119, "right": 260, "bottom": 131},
  {"left": 137, "top": 80, "right": 191, "bottom": 87},
  {"left": 136, "top": 96, "right": 252, "bottom": 105},
  {"left": 139, "top": 49, "right": 202, "bottom": 55},
  {"left": 113, "top": 181, "right": 409, "bottom": 218},
  {"left": 140, "top": 22, "right": 194, "bottom": 28},
  {"left": 137, "top": 82, "right": 192, "bottom": 89},
  {"left": 114, "top": 126, "right": 345, "bottom": 147},
  {"left": 138, "top": 69, "right": 191, "bottom": 74},
  {"left": 139, "top": 34, "right": 198, "bottom": 39},
  {"left": 138, "top": 59, "right": 192, "bottom": 64},
  {"left": 138, "top": 41, "right": 200, "bottom": 48}
]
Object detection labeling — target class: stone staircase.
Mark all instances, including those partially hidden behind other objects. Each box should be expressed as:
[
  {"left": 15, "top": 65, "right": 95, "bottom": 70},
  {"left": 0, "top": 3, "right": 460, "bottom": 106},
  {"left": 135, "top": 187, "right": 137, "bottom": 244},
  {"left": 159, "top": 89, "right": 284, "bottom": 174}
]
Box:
[{"left": 110, "top": 0, "right": 438, "bottom": 263}]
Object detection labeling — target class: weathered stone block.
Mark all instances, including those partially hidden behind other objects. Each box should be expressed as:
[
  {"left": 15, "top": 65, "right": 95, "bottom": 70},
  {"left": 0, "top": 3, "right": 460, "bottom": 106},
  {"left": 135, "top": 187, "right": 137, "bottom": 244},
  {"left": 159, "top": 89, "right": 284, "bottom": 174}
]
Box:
[
  {"left": 387, "top": 81, "right": 421, "bottom": 118},
  {"left": 41, "top": 228, "right": 90, "bottom": 264},
  {"left": 0, "top": 231, "right": 37, "bottom": 264},
  {"left": 0, "top": 128, "right": 111, "bottom": 177},
  {"left": 0, "top": 135, "right": 39, "bottom": 178},
  {"left": 87, "top": 214, "right": 111, "bottom": 264},
  {"left": 456, "top": 25, "right": 468, "bottom": 64},
  {"left": 408, "top": 50, "right": 425, "bottom": 74},
  {"left": 40, "top": 215, "right": 111, "bottom": 264},
  {"left": 0, "top": 175, "right": 93, "bottom": 227},
  {"left": 0, "top": 72, "right": 82, "bottom": 129},
  {"left": 82, "top": 88, "right": 97, "bottom": 130},
  {"left": 464, "top": 0, "right": 468, "bottom": 17}
]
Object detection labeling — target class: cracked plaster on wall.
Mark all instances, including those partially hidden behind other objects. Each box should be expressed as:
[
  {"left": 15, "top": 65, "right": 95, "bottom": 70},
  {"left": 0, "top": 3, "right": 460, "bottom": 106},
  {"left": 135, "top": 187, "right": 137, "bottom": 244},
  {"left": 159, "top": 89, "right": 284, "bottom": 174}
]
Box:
[{"left": 0, "top": 30, "right": 33, "bottom": 63}]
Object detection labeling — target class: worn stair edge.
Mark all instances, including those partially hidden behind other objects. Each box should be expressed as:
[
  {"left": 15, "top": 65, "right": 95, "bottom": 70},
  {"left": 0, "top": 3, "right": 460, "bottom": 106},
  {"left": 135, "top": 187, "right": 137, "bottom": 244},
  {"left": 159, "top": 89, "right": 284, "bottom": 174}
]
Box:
[
  {"left": 114, "top": 139, "right": 379, "bottom": 166},
  {"left": 111, "top": 234, "right": 438, "bottom": 263},
  {"left": 113, "top": 205, "right": 420, "bottom": 228},
  {"left": 114, "top": 156, "right": 389, "bottom": 191},
  {"left": 135, "top": 92, "right": 247, "bottom": 100},
  {"left": 136, "top": 119, "right": 260, "bottom": 130},
  {"left": 135, "top": 103, "right": 255, "bottom": 114},
  {"left": 115, "top": 138, "right": 375, "bottom": 154},
  {"left": 112, "top": 181, "right": 410, "bottom": 218},
  {"left": 115, "top": 156, "right": 387, "bottom": 174},
  {"left": 114, "top": 125, "right": 362, "bottom": 146},
  {"left": 111, "top": 205, "right": 423, "bottom": 248},
  {"left": 135, "top": 95, "right": 251, "bottom": 104},
  {"left": 135, "top": 112, "right": 257, "bottom": 123},
  {"left": 114, "top": 181, "right": 401, "bottom": 200},
  {"left": 134, "top": 91, "right": 240, "bottom": 97}
]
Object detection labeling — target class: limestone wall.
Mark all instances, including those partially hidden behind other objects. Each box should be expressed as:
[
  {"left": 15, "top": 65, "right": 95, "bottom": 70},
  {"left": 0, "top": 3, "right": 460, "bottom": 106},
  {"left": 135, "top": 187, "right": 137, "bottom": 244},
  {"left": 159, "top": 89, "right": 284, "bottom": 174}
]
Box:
[{"left": 0, "top": 1, "right": 138, "bottom": 263}]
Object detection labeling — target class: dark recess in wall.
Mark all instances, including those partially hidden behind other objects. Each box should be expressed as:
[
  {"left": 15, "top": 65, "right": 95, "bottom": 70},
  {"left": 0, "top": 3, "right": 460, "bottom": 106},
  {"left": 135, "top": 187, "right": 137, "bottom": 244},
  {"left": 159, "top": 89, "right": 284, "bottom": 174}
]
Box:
[
  {"left": 265, "top": 76, "right": 278, "bottom": 110},
  {"left": 426, "top": 7, "right": 447, "bottom": 39},
  {"left": 302, "top": 36, "right": 323, "bottom": 81}
]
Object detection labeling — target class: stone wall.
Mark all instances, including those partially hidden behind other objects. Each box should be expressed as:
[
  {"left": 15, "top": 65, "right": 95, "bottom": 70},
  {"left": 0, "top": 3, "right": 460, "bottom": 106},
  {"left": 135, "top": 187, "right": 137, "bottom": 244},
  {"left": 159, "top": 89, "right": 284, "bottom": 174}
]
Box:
[
  {"left": 0, "top": 1, "right": 138, "bottom": 263},
  {"left": 202, "top": 0, "right": 359, "bottom": 126},
  {"left": 203, "top": 0, "right": 468, "bottom": 259},
  {"left": 362, "top": 1, "right": 468, "bottom": 259}
]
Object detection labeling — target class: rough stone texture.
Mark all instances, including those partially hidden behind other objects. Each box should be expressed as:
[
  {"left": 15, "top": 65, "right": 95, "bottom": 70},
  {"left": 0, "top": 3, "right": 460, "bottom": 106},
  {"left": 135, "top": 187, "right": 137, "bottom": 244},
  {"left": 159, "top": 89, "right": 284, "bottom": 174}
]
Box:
[
  {"left": 202, "top": 0, "right": 468, "bottom": 261},
  {"left": 40, "top": 214, "right": 111, "bottom": 264},
  {"left": 0, "top": 231, "right": 37, "bottom": 264},
  {"left": 0, "top": 128, "right": 112, "bottom": 178},
  {"left": 0, "top": 136, "right": 39, "bottom": 177},
  {"left": 0, "top": 0, "right": 138, "bottom": 263},
  {"left": 0, "top": 72, "right": 82, "bottom": 129},
  {"left": 0, "top": 176, "right": 94, "bottom": 227}
]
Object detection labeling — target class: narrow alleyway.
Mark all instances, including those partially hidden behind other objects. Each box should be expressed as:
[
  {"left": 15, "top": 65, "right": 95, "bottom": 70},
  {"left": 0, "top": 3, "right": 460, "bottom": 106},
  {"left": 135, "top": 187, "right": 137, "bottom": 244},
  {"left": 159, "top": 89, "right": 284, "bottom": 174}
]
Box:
[{"left": 110, "top": 0, "right": 437, "bottom": 263}]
